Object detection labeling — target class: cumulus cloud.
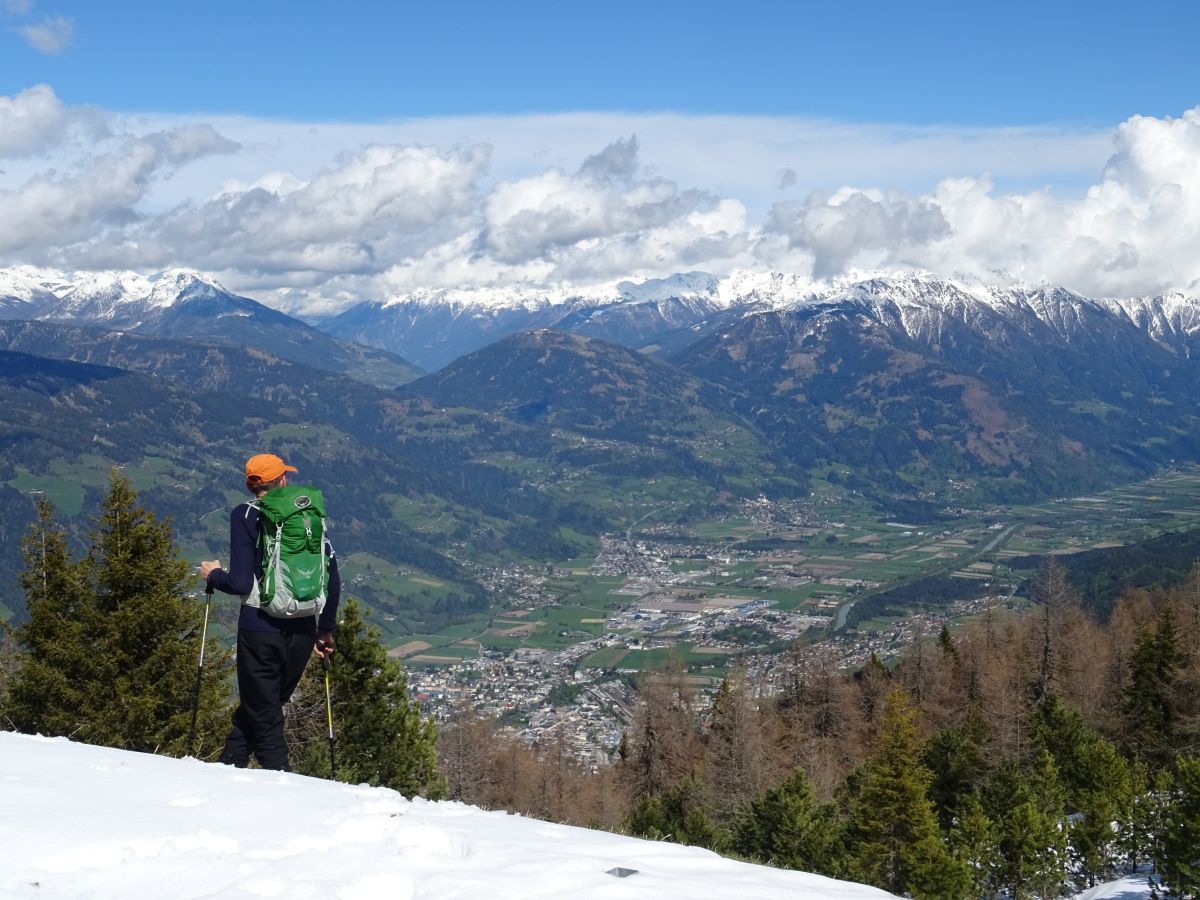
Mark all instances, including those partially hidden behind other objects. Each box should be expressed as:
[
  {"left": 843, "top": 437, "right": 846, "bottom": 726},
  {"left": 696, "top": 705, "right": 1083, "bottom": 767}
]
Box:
[
  {"left": 0, "top": 125, "right": 237, "bottom": 254},
  {"left": 478, "top": 136, "right": 742, "bottom": 280},
  {"left": 766, "top": 188, "right": 950, "bottom": 278},
  {"left": 0, "top": 84, "right": 70, "bottom": 157},
  {"left": 0, "top": 85, "right": 108, "bottom": 159},
  {"left": 76, "top": 143, "right": 489, "bottom": 278},
  {"left": 757, "top": 107, "right": 1200, "bottom": 296},
  {"left": 4, "top": 93, "right": 1200, "bottom": 309},
  {"left": 17, "top": 14, "right": 73, "bottom": 54}
]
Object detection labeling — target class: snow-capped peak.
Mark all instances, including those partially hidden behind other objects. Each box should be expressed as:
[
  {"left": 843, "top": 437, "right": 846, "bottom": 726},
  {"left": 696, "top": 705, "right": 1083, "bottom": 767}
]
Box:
[
  {"left": 0, "top": 265, "right": 72, "bottom": 303},
  {"left": 616, "top": 271, "right": 719, "bottom": 304},
  {"left": 147, "top": 268, "right": 229, "bottom": 308}
]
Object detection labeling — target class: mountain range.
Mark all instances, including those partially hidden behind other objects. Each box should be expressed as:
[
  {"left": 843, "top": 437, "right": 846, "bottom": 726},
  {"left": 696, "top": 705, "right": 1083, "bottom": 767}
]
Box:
[
  {"left": 0, "top": 267, "right": 422, "bottom": 388},
  {"left": 6, "top": 264, "right": 1200, "bottom": 621},
  {"left": 318, "top": 269, "right": 1200, "bottom": 372}
]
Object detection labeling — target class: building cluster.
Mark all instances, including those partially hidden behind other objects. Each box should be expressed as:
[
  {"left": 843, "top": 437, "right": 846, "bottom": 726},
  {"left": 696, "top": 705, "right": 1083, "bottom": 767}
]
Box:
[{"left": 408, "top": 495, "right": 1020, "bottom": 766}]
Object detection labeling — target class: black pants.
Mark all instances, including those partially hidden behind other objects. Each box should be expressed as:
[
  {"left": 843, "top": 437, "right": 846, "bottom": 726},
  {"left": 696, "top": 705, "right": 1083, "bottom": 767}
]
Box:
[{"left": 220, "top": 627, "right": 315, "bottom": 771}]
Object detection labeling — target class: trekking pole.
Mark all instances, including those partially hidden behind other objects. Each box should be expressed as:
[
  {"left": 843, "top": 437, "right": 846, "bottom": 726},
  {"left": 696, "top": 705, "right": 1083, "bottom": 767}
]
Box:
[
  {"left": 322, "top": 653, "right": 336, "bottom": 779},
  {"left": 189, "top": 583, "right": 214, "bottom": 757}
]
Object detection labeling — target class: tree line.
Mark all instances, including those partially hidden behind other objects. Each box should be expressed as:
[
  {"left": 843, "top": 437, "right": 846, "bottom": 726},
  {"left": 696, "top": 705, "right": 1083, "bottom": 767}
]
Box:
[
  {"left": 0, "top": 473, "right": 442, "bottom": 798},
  {"left": 436, "top": 560, "right": 1200, "bottom": 899},
  {"left": 3, "top": 475, "right": 1198, "bottom": 897}
]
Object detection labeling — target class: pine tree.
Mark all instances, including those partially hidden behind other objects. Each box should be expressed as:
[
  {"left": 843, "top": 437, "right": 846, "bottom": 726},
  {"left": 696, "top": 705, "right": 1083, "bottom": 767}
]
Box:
[
  {"left": 1122, "top": 604, "right": 1184, "bottom": 771},
  {"left": 923, "top": 702, "right": 991, "bottom": 829},
  {"left": 948, "top": 792, "right": 997, "bottom": 899},
  {"left": 846, "top": 688, "right": 970, "bottom": 898},
  {"left": 1031, "top": 695, "right": 1133, "bottom": 887},
  {"left": 625, "top": 776, "right": 725, "bottom": 851},
  {"left": 732, "top": 767, "right": 847, "bottom": 877},
  {"left": 1154, "top": 756, "right": 1200, "bottom": 899},
  {"left": 1068, "top": 738, "right": 1134, "bottom": 888},
  {"left": 7, "top": 481, "right": 230, "bottom": 756},
  {"left": 85, "top": 473, "right": 231, "bottom": 754},
  {"left": 985, "top": 751, "right": 1068, "bottom": 899},
  {"left": 298, "top": 597, "right": 445, "bottom": 798},
  {"left": 5, "top": 498, "right": 96, "bottom": 737}
]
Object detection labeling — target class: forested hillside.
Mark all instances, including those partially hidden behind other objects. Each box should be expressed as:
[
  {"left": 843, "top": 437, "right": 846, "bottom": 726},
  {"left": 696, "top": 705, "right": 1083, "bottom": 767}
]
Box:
[{"left": 436, "top": 563, "right": 1200, "bottom": 898}]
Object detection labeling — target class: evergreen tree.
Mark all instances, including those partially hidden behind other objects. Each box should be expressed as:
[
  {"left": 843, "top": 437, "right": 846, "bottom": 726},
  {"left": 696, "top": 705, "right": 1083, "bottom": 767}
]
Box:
[
  {"left": 1154, "top": 756, "right": 1200, "bottom": 899},
  {"left": 297, "top": 598, "right": 445, "bottom": 798},
  {"left": 7, "top": 480, "right": 230, "bottom": 756},
  {"left": 86, "top": 474, "right": 231, "bottom": 753},
  {"left": 625, "top": 776, "right": 726, "bottom": 851},
  {"left": 923, "top": 702, "right": 991, "bottom": 829},
  {"left": 5, "top": 498, "right": 96, "bottom": 737},
  {"left": 1122, "top": 604, "right": 1184, "bottom": 771},
  {"left": 1068, "top": 738, "right": 1134, "bottom": 888},
  {"left": 1031, "top": 695, "right": 1133, "bottom": 887},
  {"left": 948, "top": 792, "right": 997, "bottom": 899},
  {"left": 732, "top": 767, "right": 847, "bottom": 878},
  {"left": 846, "top": 688, "right": 969, "bottom": 898},
  {"left": 985, "top": 751, "right": 1068, "bottom": 900}
]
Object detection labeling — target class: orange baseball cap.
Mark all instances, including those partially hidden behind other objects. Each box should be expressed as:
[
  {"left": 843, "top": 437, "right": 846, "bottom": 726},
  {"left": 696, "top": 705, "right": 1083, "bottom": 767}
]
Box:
[{"left": 245, "top": 453, "right": 298, "bottom": 483}]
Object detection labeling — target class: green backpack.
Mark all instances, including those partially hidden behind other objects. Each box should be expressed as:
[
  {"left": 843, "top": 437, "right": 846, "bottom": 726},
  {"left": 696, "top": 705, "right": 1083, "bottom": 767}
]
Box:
[{"left": 248, "top": 485, "right": 330, "bottom": 619}]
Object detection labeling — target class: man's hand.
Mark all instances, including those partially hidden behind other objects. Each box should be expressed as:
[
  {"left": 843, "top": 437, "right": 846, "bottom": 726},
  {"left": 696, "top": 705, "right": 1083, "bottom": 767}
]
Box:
[
  {"left": 198, "top": 560, "right": 222, "bottom": 579},
  {"left": 315, "top": 631, "right": 335, "bottom": 660}
]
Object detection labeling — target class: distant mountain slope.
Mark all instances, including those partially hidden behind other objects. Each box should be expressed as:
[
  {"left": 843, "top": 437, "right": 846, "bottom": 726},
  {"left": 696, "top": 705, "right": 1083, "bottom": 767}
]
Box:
[
  {"left": 0, "top": 324, "right": 797, "bottom": 624},
  {"left": 319, "top": 272, "right": 768, "bottom": 370},
  {"left": 0, "top": 267, "right": 423, "bottom": 388},
  {"left": 317, "top": 269, "right": 1200, "bottom": 376},
  {"left": 401, "top": 328, "right": 806, "bottom": 496},
  {"left": 0, "top": 347, "right": 470, "bottom": 618},
  {"left": 408, "top": 329, "right": 732, "bottom": 439},
  {"left": 672, "top": 279, "right": 1200, "bottom": 502}
]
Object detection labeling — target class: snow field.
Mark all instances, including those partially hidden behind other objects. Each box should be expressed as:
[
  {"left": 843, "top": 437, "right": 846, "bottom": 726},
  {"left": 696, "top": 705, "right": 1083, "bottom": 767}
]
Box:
[{"left": 1, "top": 732, "right": 896, "bottom": 899}]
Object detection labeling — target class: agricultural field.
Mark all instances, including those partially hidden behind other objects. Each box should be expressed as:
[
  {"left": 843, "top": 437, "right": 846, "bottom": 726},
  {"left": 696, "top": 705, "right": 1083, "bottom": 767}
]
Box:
[{"left": 390, "top": 466, "right": 1200, "bottom": 672}]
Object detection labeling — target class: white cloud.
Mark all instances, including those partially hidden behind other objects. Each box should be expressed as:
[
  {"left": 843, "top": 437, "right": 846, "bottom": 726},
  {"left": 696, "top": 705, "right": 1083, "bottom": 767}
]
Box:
[
  {"left": 17, "top": 13, "right": 72, "bottom": 54},
  {"left": 0, "top": 125, "right": 237, "bottom": 254},
  {"left": 766, "top": 187, "right": 950, "bottom": 278},
  {"left": 0, "top": 85, "right": 107, "bottom": 159},
  {"left": 72, "top": 143, "right": 488, "bottom": 279},
  {"left": 1, "top": 0, "right": 35, "bottom": 15},
  {"left": 0, "top": 84, "right": 69, "bottom": 157},
  {"left": 4, "top": 90, "right": 1200, "bottom": 309}
]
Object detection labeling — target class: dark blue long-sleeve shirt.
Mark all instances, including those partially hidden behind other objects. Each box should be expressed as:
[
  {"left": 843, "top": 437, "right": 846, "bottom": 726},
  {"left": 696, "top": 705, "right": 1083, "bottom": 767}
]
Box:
[{"left": 207, "top": 501, "right": 340, "bottom": 634}]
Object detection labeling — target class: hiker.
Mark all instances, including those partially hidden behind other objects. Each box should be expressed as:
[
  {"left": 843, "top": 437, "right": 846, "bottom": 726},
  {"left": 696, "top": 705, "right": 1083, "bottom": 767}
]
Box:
[{"left": 199, "top": 453, "right": 340, "bottom": 770}]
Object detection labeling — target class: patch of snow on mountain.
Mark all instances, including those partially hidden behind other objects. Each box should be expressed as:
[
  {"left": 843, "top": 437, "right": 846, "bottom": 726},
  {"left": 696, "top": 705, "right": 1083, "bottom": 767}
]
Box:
[
  {"left": 147, "top": 268, "right": 229, "bottom": 308},
  {"left": 384, "top": 282, "right": 605, "bottom": 313},
  {"left": 617, "top": 271, "right": 719, "bottom": 304},
  {"left": 0, "top": 265, "right": 72, "bottom": 302},
  {"left": 717, "top": 269, "right": 823, "bottom": 309}
]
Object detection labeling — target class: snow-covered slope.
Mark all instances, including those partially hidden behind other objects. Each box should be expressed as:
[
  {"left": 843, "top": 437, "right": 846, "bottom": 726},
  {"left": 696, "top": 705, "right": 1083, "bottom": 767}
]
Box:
[
  {"left": 321, "top": 269, "right": 1200, "bottom": 370},
  {"left": 5, "top": 264, "right": 1200, "bottom": 371},
  {"left": 1, "top": 732, "right": 894, "bottom": 899},
  {"left": 0, "top": 266, "right": 232, "bottom": 326}
]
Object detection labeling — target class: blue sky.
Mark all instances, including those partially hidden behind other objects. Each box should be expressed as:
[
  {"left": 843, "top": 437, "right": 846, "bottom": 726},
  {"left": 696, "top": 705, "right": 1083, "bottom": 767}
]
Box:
[
  {"left": 2, "top": 0, "right": 1199, "bottom": 307},
  {"left": 3, "top": 0, "right": 1198, "bottom": 124}
]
